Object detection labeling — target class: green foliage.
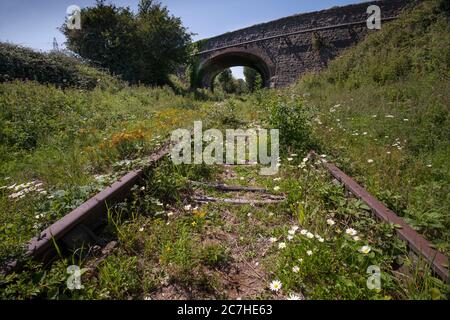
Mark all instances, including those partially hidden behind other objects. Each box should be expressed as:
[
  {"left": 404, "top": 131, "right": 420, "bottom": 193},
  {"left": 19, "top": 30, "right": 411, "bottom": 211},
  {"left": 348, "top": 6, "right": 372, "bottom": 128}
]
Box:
[
  {"left": 61, "top": 0, "right": 191, "bottom": 86},
  {"left": 265, "top": 95, "right": 314, "bottom": 152},
  {"left": 244, "top": 67, "right": 263, "bottom": 92},
  {"left": 290, "top": 0, "right": 450, "bottom": 253},
  {"left": 215, "top": 69, "right": 236, "bottom": 93},
  {"left": 0, "top": 43, "right": 121, "bottom": 89}
]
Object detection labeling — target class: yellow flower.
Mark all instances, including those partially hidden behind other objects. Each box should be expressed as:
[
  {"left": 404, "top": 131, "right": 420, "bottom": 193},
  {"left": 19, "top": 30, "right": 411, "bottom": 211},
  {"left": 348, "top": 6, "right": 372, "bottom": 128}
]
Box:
[{"left": 193, "top": 209, "right": 206, "bottom": 218}]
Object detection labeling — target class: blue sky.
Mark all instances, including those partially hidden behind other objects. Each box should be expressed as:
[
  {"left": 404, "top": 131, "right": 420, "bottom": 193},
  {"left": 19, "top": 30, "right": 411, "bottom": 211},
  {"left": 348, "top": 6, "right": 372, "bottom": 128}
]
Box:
[{"left": 0, "top": 0, "right": 366, "bottom": 78}]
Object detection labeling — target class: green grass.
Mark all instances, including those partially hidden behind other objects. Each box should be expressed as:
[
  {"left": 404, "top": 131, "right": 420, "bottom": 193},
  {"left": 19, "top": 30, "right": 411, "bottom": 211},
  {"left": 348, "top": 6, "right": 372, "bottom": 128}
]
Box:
[
  {"left": 0, "top": 0, "right": 449, "bottom": 300},
  {"left": 0, "top": 80, "right": 208, "bottom": 266},
  {"left": 243, "top": 0, "right": 450, "bottom": 254}
]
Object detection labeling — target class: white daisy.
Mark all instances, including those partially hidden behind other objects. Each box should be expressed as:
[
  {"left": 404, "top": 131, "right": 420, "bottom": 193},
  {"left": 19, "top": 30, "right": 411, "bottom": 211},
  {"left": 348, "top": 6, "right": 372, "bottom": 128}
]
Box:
[
  {"left": 306, "top": 232, "right": 314, "bottom": 239},
  {"left": 367, "top": 159, "right": 374, "bottom": 164},
  {"left": 353, "top": 236, "right": 360, "bottom": 241},
  {"left": 269, "top": 280, "right": 282, "bottom": 292},
  {"left": 327, "top": 219, "right": 336, "bottom": 226},
  {"left": 287, "top": 235, "right": 294, "bottom": 241},
  {"left": 300, "top": 229, "right": 308, "bottom": 235},
  {"left": 292, "top": 266, "right": 300, "bottom": 273},
  {"left": 346, "top": 228, "right": 358, "bottom": 236},
  {"left": 274, "top": 186, "right": 281, "bottom": 192},
  {"left": 288, "top": 229, "right": 296, "bottom": 236},
  {"left": 269, "top": 237, "right": 278, "bottom": 243},
  {"left": 306, "top": 250, "right": 313, "bottom": 256},
  {"left": 359, "top": 245, "right": 372, "bottom": 254},
  {"left": 278, "top": 242, "right": 287, "bottom": 249}
]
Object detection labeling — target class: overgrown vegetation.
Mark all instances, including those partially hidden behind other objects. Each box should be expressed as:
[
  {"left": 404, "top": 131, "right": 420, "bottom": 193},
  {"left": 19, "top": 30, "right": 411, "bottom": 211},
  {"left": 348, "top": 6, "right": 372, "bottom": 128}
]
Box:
[
  {"left": 0, "top": 43, "right": 121, "bottom": 89},
  {"left": 61, "top": 0, "right": 191, "bottom": 86},
  {"left": 0, "top": 0, "right": 448, "bottom": 300}
]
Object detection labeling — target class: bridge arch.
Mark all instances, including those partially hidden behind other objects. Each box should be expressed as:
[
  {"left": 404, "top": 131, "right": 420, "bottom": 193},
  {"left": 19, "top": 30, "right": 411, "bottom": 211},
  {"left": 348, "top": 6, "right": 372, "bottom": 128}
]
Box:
[{"left": 196, "top": 48, "right": 276, "bottom": 89}]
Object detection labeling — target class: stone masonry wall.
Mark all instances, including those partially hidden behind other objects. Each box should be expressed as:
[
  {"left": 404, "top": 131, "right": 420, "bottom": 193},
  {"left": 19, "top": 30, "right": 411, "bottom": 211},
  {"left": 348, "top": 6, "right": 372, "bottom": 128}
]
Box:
[{"left": 197, "top": 0, "right": 414, "bottom": 88}]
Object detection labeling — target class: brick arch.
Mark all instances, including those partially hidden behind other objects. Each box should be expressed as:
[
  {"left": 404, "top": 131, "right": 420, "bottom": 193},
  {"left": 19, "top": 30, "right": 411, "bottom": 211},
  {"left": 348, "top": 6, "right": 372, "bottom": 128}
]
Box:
[{"left": 197, "top": 47, "right": 276, "bottom": 89}]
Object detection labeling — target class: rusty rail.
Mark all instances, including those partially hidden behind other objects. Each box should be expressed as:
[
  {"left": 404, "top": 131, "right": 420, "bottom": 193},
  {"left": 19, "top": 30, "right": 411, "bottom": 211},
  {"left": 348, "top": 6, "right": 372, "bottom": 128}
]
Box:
[
  {"left": 309, "top": 151, "right": 449, "bottom": 283},
  {"left": 5, "top": 141, "right": 172, "bottom": 272}
]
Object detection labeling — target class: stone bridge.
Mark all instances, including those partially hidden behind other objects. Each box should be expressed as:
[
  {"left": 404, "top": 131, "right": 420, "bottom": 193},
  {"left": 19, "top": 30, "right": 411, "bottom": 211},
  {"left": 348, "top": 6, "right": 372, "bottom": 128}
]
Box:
[{"left": 193, "top": 0, "right": 413, "bottom": 89}]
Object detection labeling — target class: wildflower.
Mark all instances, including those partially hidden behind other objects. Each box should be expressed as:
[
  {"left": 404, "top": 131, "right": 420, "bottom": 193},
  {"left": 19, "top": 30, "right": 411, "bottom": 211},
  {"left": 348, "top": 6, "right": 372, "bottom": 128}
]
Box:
[
  {"left": 288, "top": 229, "right": 296, "bottom": 236},
  {"left": 300, "top": 229, "right": 308, "bottom": 235},
  {"left": 290, "top": 154, "right": 298, "bottom": 157},
  {"left": 273, "top": 178, "right": 281, "bottom": 182},
  {"left": 292, "top": 226, "right": 299, "bottom": 232},
  {"left": 269, "top": 280, "right": 282, "bottom": 292},
  {"left": 167, "top": 211, "right": 174, "bottom": 217},
  {"left": 298, "top": 258, "right": 304, "bottom": 263},
  {"left": 287, "top": 158, "right": 294, "bottom": 162},
  {"left": 367, "top": 159, "right": 374, "bottom": 164},
  {"left": 306, "top": 250, "right": 313, "bottom": 256},
  {"left": 287, "top": 293, "right": 302, "bottom": 300},
  {"left": 306, "top": 232, "right": 314, "bottom": 239},
  {"left": 327, "top": 219, "right": 336, "bottom": 226},
  {"left": 287, "top": 235, "right": 294, "bottom": 241},
  {"left": 359, "top": 245, "right": 372, "bottom": 254},
  {"left": 302, "top": 157, "right": 309, "bottom": 163},
  {"left": 353, "top": 236, "right": 360, "bottom": 241},
  {"left": 278, "top": 242, "right": 287, "bottom": 249},
  {"left": 269, "top": 237, "right": 278, "bottom": 243},
  {"left": 292, "top": 266, "right": 300, "bottom": 273},
  {"left": 184, "top": 204, "right": 192, "bottom": 211},
  {"left": 274, "top": 186, "right": 281, "bottom": 192},
  {"left": 403, "top": 119, "right": 409, "bottom": 122},
  {"left": 320, "top": 154, "right": 327, "bottom": 158},
  {"left": 346, "top": 228, "right": 358, "bottom": 236},
  {"left": 387, "top": 151, "right": 391, "bottom": 155},
  {"left": 268, "top": 212, "right": 274, "bottom": 217},
  {"left": 139, "top": 227, "right": 144, "bottom": 232},
  {"left": 140, "top": 186, "right": 146, "bottom": 191},
  {"left": 427, "top": 164, "right": 432, "bottom": 168},
  {"left": 318, "top": 237, "right": 325, "bottom": 243},
  {"left": 191, "top": 221, "right": 197, "bottom": 227},
  {"left": 386, "top": 115, "right": 395, "bottom": 118}
]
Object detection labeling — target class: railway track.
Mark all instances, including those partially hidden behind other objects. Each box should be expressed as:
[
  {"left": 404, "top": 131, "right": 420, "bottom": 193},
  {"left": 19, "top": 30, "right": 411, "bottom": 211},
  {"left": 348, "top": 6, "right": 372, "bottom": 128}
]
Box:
[{"left": 4, "top": 144, "right": 449, "bottom": 285}]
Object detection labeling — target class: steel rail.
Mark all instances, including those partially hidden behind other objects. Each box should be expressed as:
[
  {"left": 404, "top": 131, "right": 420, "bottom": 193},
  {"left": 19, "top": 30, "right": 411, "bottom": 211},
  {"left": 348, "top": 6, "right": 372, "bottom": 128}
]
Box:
[
  {"left": 309, "top": 151, "right": 449, "bottom": 283},
  {"left": 5, "top": 141, "right": 172, "bottom": 272}
]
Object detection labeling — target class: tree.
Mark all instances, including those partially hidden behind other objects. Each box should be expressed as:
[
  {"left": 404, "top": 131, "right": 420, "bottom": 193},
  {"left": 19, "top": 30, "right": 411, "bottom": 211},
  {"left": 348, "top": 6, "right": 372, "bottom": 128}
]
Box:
[
  {"left": 244, "top": 67, "right": 263, "bottom": 92},
  {"left": 60, "top": 0, "right": 191, "bottom": 85},
  {"left": 216, "top": 69, "right": 236, "bottom": 93}
]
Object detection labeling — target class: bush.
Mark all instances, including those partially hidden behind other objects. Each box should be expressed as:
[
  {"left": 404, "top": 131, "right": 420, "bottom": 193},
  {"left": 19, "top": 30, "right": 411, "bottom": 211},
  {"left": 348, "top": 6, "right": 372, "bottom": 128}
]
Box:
[{"left": 0, "top": 43, "right": 121, "bottom": 89}]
